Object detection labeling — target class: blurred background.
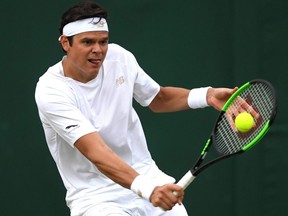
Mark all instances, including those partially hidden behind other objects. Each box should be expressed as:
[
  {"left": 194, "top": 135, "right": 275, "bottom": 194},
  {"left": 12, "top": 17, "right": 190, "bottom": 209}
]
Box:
[{"left": 0, "top": 0, "right": 287, "bottom": 215}]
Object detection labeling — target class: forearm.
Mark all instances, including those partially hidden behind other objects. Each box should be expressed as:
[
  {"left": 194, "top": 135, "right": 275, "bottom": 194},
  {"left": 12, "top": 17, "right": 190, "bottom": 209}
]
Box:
[
  {"left": 149, "top": 87, "right": 191, "bottom": 112},
  {"left": 75, "top": 132, "right": 139, "bottom": 189},
  {"left": 74, "top": 132, "right": 164, "bottom": 202},
  {"left": 93, "top": 145, "right": 138, "bottom": 188},
  {"left": 149, "top": 86, "right": 211, "bottom": 112}
]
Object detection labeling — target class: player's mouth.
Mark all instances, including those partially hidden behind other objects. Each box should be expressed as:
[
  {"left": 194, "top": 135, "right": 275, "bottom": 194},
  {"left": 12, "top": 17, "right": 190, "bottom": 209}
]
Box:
[{"left": 88, "top": 58, "right": 102, "bottom": 65}]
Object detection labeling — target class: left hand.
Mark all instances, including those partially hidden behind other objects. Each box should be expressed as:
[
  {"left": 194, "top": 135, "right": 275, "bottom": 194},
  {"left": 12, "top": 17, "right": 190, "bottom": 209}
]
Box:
[{"left": 206, "top": 87, "right": 238, "bottom": 111}]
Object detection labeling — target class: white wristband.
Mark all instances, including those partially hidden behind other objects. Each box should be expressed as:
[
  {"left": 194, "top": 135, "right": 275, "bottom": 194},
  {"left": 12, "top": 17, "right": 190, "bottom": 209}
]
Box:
[
  {"left": 130, "top": 175, "right": 157, "bottom": 201},
  {"left": 188, "top": 87, "right": 211, "bottom": 109}
]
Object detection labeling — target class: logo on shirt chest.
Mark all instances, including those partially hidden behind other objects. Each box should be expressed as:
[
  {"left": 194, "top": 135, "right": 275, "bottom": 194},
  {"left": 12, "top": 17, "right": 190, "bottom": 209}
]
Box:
[{"left": 116, "top": 75, "right": 125, "bottom": 87}]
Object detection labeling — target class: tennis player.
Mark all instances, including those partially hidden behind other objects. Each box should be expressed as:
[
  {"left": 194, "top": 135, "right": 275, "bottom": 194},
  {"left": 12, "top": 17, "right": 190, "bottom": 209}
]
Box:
[{"left": 35, "top": 1, "right": 237, "bottom": 215}]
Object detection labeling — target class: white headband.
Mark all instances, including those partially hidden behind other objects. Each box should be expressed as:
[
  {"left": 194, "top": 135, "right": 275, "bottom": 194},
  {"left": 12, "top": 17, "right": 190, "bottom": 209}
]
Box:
[{"left": 59, "top": 17, "right": 108, "bottom": 41}]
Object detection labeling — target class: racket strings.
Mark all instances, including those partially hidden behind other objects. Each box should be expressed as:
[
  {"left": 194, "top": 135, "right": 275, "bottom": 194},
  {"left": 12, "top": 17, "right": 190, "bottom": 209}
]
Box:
[{"left": 215, "top": 82, "right": 275, "bottom": 155}]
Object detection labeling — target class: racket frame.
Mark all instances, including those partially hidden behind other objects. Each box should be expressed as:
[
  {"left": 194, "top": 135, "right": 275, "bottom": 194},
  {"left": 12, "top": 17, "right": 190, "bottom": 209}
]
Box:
[{"left": 176, "top": 79, "right": 277, "bottom": 189}]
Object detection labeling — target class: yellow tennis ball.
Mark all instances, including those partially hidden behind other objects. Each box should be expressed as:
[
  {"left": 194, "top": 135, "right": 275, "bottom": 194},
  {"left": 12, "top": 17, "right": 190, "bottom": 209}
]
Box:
[{"left": 235, "top": 112, "right": 254, "bottom": 132}]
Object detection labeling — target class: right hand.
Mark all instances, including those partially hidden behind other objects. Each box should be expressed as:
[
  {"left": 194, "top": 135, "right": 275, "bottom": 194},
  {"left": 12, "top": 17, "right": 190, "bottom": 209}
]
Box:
[{"left": 150, "top": 184, "right": 184, "bottom": 211}]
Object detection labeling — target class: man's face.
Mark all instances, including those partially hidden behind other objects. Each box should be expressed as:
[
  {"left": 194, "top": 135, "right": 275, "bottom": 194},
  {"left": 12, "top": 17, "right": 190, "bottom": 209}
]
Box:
[{"left": 61, "top": 31, "right": 109, "bottom": 83}]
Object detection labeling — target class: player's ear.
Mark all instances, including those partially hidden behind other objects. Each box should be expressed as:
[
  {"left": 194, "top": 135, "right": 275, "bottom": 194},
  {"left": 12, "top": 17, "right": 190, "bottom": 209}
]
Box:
[{"left": 60, "top": 36, "right": 70, "bottom": 52}]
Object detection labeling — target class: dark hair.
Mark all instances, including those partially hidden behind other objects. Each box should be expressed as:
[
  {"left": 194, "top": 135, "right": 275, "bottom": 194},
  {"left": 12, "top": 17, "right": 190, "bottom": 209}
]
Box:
[{"left": 59, "top": 1, "right": 108, "bottom": 35}]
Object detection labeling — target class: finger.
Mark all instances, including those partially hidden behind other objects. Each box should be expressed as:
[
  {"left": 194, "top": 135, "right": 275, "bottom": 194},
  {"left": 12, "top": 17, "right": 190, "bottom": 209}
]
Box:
[
  {"left": 171, "top": 188, "right": 184, "bottom": 205},
  {"left": 173, "top": 191, "right": 179, "bottom": 197},
  {"left": 151, "top": 186, "right": 180, "bottom": 211},
  {"left": 225, "top": 112, "right": 237, "bottom": 131},
  {"left": 239, "top": 99, "right": 259, "bottom": 118}
]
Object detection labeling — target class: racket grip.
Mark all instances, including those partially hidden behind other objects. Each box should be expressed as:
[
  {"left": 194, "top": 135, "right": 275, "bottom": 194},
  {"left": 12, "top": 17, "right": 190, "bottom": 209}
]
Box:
[
  {"left": 176, "top": 170, "right": 196, "bottom": 190},
  {"left": 160, "top": 171, "right": 196, "bottom": 212}
]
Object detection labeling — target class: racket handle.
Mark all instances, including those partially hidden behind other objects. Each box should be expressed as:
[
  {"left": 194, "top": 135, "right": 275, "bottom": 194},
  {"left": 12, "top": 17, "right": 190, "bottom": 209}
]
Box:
[
  {"left": 160, "top": 171, "right": 196, "bottom": 212},
  {"left": 176, "top": 170, "right": 196, "bottom": 190}
]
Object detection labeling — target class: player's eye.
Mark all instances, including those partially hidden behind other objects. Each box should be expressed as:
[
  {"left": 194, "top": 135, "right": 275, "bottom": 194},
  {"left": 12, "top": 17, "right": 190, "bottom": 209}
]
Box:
[
  {"left": 85, "top": 40, "right": 92, "bottom": 45},
  {"left": 82, "top": 39, "right": 94, "bottom": 45},
  {"left": 99, "top": 40, "right": 108, "bottom": 46}
]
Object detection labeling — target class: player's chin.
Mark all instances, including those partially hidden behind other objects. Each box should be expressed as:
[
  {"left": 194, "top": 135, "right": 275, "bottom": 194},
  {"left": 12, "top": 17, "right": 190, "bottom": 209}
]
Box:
[
  {"left": 87, "top": 62, "right": 102, "bottom": 72},
  {"left": 82, "top": 66, "right": 100, "bottom": 77}
]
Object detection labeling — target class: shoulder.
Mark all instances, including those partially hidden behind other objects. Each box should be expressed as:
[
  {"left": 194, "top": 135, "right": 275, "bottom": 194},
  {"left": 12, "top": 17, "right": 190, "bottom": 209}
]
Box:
[
  {"left": 107, "top": 43, "right": 129, "bottom": 54},
  {"left": 35, "top": 60, "right": 74, "bottom": 101},
  {"left": 105, "top": 43, "right": 137, "bottom": 64},
  {"left": 37, "top": 60, "right": 67, "bottom": 88}
]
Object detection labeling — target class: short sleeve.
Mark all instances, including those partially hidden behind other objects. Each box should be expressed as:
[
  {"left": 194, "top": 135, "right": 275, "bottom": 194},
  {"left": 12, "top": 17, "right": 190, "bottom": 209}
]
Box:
[
  {"left": 131, "top": 59, "right": 160, "bottom": 107},
  {"left": 35, "top": 76, "right": 96, "bottom": 147}
]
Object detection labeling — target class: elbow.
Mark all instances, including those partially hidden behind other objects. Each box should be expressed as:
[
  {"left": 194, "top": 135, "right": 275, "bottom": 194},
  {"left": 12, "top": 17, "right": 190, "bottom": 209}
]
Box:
[
  {"left": 149, "top": 105, "right": 162, "bottom": 113},
  {"left": 148, "top": 92, "right": 165, "bottom": 113}
]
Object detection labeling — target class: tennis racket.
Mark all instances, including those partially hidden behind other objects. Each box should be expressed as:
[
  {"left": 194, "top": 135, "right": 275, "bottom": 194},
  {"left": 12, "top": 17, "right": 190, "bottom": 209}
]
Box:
[{"left": 176, "top": 79, "right": 277, "bottom": 190}]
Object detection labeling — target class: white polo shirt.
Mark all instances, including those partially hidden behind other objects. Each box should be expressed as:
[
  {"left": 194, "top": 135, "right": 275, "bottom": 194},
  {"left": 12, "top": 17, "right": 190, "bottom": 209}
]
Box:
[{"left": 35, "top": 44, "right": 175, "bottom": 213}]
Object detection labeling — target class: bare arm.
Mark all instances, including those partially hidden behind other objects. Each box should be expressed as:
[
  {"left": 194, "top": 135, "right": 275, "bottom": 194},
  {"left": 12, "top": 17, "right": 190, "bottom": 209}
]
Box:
[
  {"left": 74, "top": 131, "right": 183, "bottom": 210},
  {"left": 149, "top": 86, "right": 238, "bottom": 113},
  {"left": 148, "top": 87, "right": 190, "bottom": 112},
  {"left": 74, "top": 131, "right": 139, "bottom": 189}
]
